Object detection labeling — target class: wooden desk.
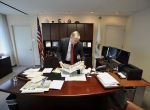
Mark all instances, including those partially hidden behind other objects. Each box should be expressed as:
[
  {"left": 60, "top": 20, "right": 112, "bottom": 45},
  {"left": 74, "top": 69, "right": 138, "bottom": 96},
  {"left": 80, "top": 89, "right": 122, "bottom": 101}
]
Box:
[
  {"left": 0, "top": 72, "right": 149, "bottom": 110},
  {"left": 0, "top": 74, "right": 119, "bottom": 110}
]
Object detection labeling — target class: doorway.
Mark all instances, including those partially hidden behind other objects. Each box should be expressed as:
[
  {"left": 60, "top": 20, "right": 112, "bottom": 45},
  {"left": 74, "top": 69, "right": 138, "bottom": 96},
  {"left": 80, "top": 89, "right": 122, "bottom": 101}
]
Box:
[{"left": 13, "top": 25, "right": 34, "bottom": 66}]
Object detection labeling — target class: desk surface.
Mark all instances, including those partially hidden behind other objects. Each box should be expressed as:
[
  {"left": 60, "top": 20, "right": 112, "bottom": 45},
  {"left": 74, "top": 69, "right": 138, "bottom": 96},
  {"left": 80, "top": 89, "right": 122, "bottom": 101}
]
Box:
[
  {"left": 111, "top": 72, "right": 150, "bottom": 87},
  {"left": 0, "top": 72, "right": 150, "bottom": 97},
  {"left": 0, "top": 74, "right": 120, "bottom": 96}
]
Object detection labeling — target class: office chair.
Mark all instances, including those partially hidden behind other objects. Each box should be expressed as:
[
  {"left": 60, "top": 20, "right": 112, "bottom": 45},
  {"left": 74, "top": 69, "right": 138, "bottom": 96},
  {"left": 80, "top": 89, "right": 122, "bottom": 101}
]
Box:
[{"left": 125, "top": 100, "right": 144, "bottom": 110}]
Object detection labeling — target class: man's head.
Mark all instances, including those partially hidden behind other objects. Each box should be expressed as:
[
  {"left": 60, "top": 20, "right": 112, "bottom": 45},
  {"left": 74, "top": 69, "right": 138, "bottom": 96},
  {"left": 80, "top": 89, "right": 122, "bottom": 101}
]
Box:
[{"left": 70, "top": 31, "right": 80, "bottom": 45}]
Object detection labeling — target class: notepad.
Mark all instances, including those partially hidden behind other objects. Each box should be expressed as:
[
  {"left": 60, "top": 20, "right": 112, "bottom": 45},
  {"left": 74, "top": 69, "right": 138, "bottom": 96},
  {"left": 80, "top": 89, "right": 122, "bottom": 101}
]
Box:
[{"left": 49, "top": 80, "right": 64, "bottom": 90}]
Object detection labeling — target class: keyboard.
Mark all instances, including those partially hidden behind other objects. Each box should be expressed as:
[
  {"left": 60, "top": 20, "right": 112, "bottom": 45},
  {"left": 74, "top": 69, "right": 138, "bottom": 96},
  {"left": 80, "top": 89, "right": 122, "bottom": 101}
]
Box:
[{"left": 97, "top": 72, "right": 120, "bottom": 88}]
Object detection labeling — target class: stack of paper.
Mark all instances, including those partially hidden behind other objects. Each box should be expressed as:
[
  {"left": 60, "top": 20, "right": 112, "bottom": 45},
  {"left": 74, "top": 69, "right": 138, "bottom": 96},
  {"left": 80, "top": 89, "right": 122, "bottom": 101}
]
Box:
[
  {"left": 49, "top": 80, "right": 64, "bottom": 90},
  {"left": 20, "top": 80, "right": 64, "bottom": 93},
  {"left": 24, "top": 68, "right": 40, "bottom": 73},
  {"left": 20, "top": 80, "right": 51, "bottom": 93},
  {"left": 61, "top": 61, "right": 85, "bottom": 74},
  {"left": 61, "top": 71, "right": 86, "bottom": 81},
  {"left": 52, "top": 68, "right": 61, "bottom": 73},
  {"left": 42, "top": 68, "right": 53, "bottom": 73},
  {"left": 97, "top": 72, "right": 120, "bottom": 88}
]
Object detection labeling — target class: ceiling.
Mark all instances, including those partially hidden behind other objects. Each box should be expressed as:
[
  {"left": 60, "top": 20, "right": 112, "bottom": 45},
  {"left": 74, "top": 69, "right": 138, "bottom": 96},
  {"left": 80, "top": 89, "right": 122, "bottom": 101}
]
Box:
[{"left": 0, "top": 0, "right": 150, "bottom": 16}]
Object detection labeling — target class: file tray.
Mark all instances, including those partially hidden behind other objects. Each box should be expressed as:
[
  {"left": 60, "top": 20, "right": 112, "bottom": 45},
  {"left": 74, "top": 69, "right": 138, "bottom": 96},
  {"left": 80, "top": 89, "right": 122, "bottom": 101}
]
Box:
[{"left": 96, "top": 72, "right": 122, "bottom": 89}]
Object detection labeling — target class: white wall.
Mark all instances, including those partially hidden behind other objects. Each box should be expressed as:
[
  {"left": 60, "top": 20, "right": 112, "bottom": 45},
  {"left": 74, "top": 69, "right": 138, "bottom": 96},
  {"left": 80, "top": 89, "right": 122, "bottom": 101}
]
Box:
[
  {"left": 125, "top": 8, "right": 150, "bottom": 82},
  {"left": 6, "top": 15, "right": 127, "bottom": 66},
  {"left": 100, "top": 16, "right": 127, "bottom": 46}
]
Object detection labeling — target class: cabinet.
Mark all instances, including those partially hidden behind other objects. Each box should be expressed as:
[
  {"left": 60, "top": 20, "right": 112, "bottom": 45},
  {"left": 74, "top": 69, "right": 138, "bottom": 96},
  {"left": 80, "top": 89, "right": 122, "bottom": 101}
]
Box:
[
  {"left": 0, "top": 56, "right": 12, "bottom": 78},
  {"left": 42, "top": 23, "right": 93, "bottom": 68}
]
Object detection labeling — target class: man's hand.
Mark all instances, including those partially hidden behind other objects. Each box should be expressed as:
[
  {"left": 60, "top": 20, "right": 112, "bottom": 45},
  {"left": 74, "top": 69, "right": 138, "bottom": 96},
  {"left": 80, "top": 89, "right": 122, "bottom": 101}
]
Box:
[
  {"left": 59, "top": 61, "right": 64, "bottom": 68},
  {"left": 80, "top": 61, "right": 86, "bottom": 69}
]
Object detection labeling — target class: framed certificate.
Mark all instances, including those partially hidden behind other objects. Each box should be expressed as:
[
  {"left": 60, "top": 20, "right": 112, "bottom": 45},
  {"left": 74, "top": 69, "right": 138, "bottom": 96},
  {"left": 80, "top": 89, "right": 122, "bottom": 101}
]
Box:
[
  {"left": 45, "top": 41, "right": 51, "bottom": 47},
  {"left": 52, "top": 41, "right": 58, "bottom": 47},
  {"left": 87, "top": 42, "right": 91, "bottom": 47},
  {"left": 82, "top": 42, "right": 87, "bottom": 47}
]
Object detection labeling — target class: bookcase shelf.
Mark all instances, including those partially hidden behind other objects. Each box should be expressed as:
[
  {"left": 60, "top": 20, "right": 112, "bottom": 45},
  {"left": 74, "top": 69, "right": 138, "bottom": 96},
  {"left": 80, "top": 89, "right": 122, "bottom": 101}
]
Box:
[{"left": 42, "top": 23, "right": 93, "bottom": 68}]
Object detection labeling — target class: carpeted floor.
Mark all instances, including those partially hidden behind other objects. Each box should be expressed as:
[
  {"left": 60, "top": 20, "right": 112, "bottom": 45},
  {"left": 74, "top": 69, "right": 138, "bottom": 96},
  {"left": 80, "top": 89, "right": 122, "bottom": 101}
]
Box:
[{"left": 0, "top": 66, "right": 28, "bottom": 110}]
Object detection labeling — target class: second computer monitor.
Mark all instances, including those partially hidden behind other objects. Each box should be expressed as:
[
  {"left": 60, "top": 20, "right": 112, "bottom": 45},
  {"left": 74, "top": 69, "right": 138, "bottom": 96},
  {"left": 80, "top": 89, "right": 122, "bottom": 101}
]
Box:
[{"left": 116, "top": 49, "right": 130, "bottom": 65}]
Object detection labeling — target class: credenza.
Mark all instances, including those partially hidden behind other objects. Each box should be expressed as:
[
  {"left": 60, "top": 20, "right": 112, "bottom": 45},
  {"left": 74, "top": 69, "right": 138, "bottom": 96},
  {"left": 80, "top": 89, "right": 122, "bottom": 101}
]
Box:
[{"left": 0, "top": 56, "right": 12, "bottom": 78}]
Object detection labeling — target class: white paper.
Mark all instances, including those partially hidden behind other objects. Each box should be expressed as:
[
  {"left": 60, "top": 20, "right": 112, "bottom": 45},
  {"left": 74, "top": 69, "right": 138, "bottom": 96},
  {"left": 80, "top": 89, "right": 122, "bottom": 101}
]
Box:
[
  {"left": 65, "top": 73, "right": 86, "bottom": 81},
  {"left": 42, "top": 68, "right": 53, "bottom": 73},
  {"left": 25, "top": 72, "right": 43, "bottom": 78},
  {"left": 30, "top": 76, "right": 46, "bottom": 83},
  {"left": 49, "top": 80, "right": 64, "bottom": 90},
  {"left": 52, "top": 68, "right": 61, "bottom": 73},
  {"left": 24, "top": 68, "right": 40, "bottom": 73},
  {"left": 61, "top": 61, "right": 85, "bottom": 74},
  {"left": 20, "top": 80, "right": 51, "bottom": 93}
]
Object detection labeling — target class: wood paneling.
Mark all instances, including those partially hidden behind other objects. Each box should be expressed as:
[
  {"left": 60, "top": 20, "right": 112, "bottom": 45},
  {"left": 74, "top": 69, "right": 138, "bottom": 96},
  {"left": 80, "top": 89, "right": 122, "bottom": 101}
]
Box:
[
  {"left": 85, "top": 24, "right": 93, "bottom": 40},
  {"left": 76, "top": 24, "right": 85, "bottom": 40},
  {"left": 50, "top": 23, "right": 59, "bottom": 40},
  {"left": 42, "top": 23, "right": 50, "bottom": 40},
  {"left": 59, "top": 24, "right": 68, "bottom": 38}
]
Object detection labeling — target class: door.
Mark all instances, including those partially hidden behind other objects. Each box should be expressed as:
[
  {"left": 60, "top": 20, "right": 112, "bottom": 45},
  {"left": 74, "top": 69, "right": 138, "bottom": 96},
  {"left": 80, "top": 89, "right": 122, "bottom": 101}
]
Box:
[
  {"left": 105, "top": 25, "right": 125, "bottom": 49},
  {"left": 13, "top": 25, "right": 34, "bottom": 66}
]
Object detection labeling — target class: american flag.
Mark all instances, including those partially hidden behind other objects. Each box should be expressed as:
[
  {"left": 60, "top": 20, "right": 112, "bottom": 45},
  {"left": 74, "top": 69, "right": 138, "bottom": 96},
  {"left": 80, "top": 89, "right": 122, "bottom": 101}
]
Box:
[{"left": 37, "top": 17, "right": 44, "bottom": 63}]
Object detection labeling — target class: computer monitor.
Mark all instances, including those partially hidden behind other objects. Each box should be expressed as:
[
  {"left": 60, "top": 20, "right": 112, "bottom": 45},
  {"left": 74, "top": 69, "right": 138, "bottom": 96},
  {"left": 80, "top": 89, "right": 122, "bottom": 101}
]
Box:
[
  {"left": 101, "top": 46, "right": 109, "bottom": 58},
  {"left": 116, "top": 49, "right": 130, "bottom": 65},
  {"left": 107, "top": 47, "right": 117, "bottom": 59}
]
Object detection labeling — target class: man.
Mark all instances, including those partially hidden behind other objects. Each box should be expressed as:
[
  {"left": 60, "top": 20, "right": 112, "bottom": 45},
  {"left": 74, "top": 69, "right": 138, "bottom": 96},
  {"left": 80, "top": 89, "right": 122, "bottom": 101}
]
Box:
[{"left": 56, "top": 31, "right": 85, "bottom": 67}]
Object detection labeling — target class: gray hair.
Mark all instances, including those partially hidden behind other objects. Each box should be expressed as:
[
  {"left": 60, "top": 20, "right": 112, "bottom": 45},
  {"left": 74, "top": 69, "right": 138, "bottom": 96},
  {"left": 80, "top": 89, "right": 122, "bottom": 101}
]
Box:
[{"left": 70, "top": 31, "right": 80, "bottom": 39}]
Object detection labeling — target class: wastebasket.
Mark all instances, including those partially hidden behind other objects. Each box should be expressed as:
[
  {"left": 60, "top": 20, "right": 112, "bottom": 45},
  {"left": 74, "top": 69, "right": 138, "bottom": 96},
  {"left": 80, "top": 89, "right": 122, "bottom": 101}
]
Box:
[{"left": 6, "top": 94, "right": 19, "bottom": 110}]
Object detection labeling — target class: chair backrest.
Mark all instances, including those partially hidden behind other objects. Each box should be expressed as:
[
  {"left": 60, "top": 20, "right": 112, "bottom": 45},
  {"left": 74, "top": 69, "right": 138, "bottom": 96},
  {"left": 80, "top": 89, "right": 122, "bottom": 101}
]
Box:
[{"left": 125, "top": 101, "right": 144, "bottom": 110}]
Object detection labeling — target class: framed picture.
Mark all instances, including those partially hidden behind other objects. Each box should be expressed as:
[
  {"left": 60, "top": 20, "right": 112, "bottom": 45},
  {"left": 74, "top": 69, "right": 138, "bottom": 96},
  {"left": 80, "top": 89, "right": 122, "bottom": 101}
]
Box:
[
  {"left": 87, "top": 42, "right": 92, "bottom": 47},
  {"left": 82, "top": 42, "right": 87, "bottom": 47},
  {"left": 52, "top": 41, "right": 58, "bottom": 47},
  {"left": 45, "top": 41, "right": 51, "bottom": 47}
]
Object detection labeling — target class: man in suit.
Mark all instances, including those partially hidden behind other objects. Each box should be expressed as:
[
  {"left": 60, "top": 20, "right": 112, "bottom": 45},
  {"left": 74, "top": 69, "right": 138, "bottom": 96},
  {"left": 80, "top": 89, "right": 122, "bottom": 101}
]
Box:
[{"left": 57, "top": 31, "right": 85, "bottom": 67}]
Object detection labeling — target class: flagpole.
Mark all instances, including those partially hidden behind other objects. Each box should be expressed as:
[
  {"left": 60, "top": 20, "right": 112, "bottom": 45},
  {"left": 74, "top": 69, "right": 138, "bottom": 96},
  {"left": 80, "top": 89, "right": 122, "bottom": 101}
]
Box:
[
  {"left": 37, "top": 17, "right": 44, "bottom": 68},
  {"left": 94, "top": 17, "right": 101, "bottom": 68}
]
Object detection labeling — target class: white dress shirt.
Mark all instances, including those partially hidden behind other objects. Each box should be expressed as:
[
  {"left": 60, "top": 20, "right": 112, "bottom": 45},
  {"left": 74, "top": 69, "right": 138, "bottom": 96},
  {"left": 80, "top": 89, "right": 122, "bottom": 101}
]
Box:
[{"left": 65, "top": 40, "right": 72, "bottom": 61}]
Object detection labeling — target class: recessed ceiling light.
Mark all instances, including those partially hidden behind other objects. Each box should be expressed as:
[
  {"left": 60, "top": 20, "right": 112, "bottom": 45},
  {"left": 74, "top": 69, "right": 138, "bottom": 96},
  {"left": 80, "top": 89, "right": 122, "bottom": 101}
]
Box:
[
  {"left": 90, "top": 11, "right": 94, "bottom": 14},
  {"left": 115, "top": 11, "right": 119, "bottom": 15}
]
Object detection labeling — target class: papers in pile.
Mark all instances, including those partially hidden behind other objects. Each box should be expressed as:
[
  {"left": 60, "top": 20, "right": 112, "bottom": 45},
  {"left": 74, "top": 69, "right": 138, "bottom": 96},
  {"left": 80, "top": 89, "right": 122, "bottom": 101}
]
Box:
[
  {"left": 61, "top": 61, "right": 87, "bottom": 81},
  {"left": 61, "top": 61, "right": 85, "bottom": 74},
  {"left": 96, "top": 72, "right": 120, "bottom": 88},
  {"left": 20, "top": 80, "right": 51, "bottom": 93},
  {"left": 20, "top": 80, "right": 64, "bottom": 93},
  {"left": 20, "top": 68, "right": 64, "bottom": 93},
  {"left": 42, "top": 68, "right": 53, "bottom": 73},
  {"left": 52, "top": 68, "right": 61, "bottom": 73}
]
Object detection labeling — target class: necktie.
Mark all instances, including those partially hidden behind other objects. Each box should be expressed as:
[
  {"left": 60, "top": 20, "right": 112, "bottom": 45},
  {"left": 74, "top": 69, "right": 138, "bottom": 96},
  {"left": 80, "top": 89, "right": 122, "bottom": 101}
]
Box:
[{"left": 70, "top": 44, "right": 74, "bottom": 64}]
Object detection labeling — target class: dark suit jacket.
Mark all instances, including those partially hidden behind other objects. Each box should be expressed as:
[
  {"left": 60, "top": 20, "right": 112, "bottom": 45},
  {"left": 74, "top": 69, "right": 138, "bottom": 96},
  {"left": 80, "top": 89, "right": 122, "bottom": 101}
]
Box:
[{"left": 56, "top": 38, "right": 85, "bottom": 63}]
